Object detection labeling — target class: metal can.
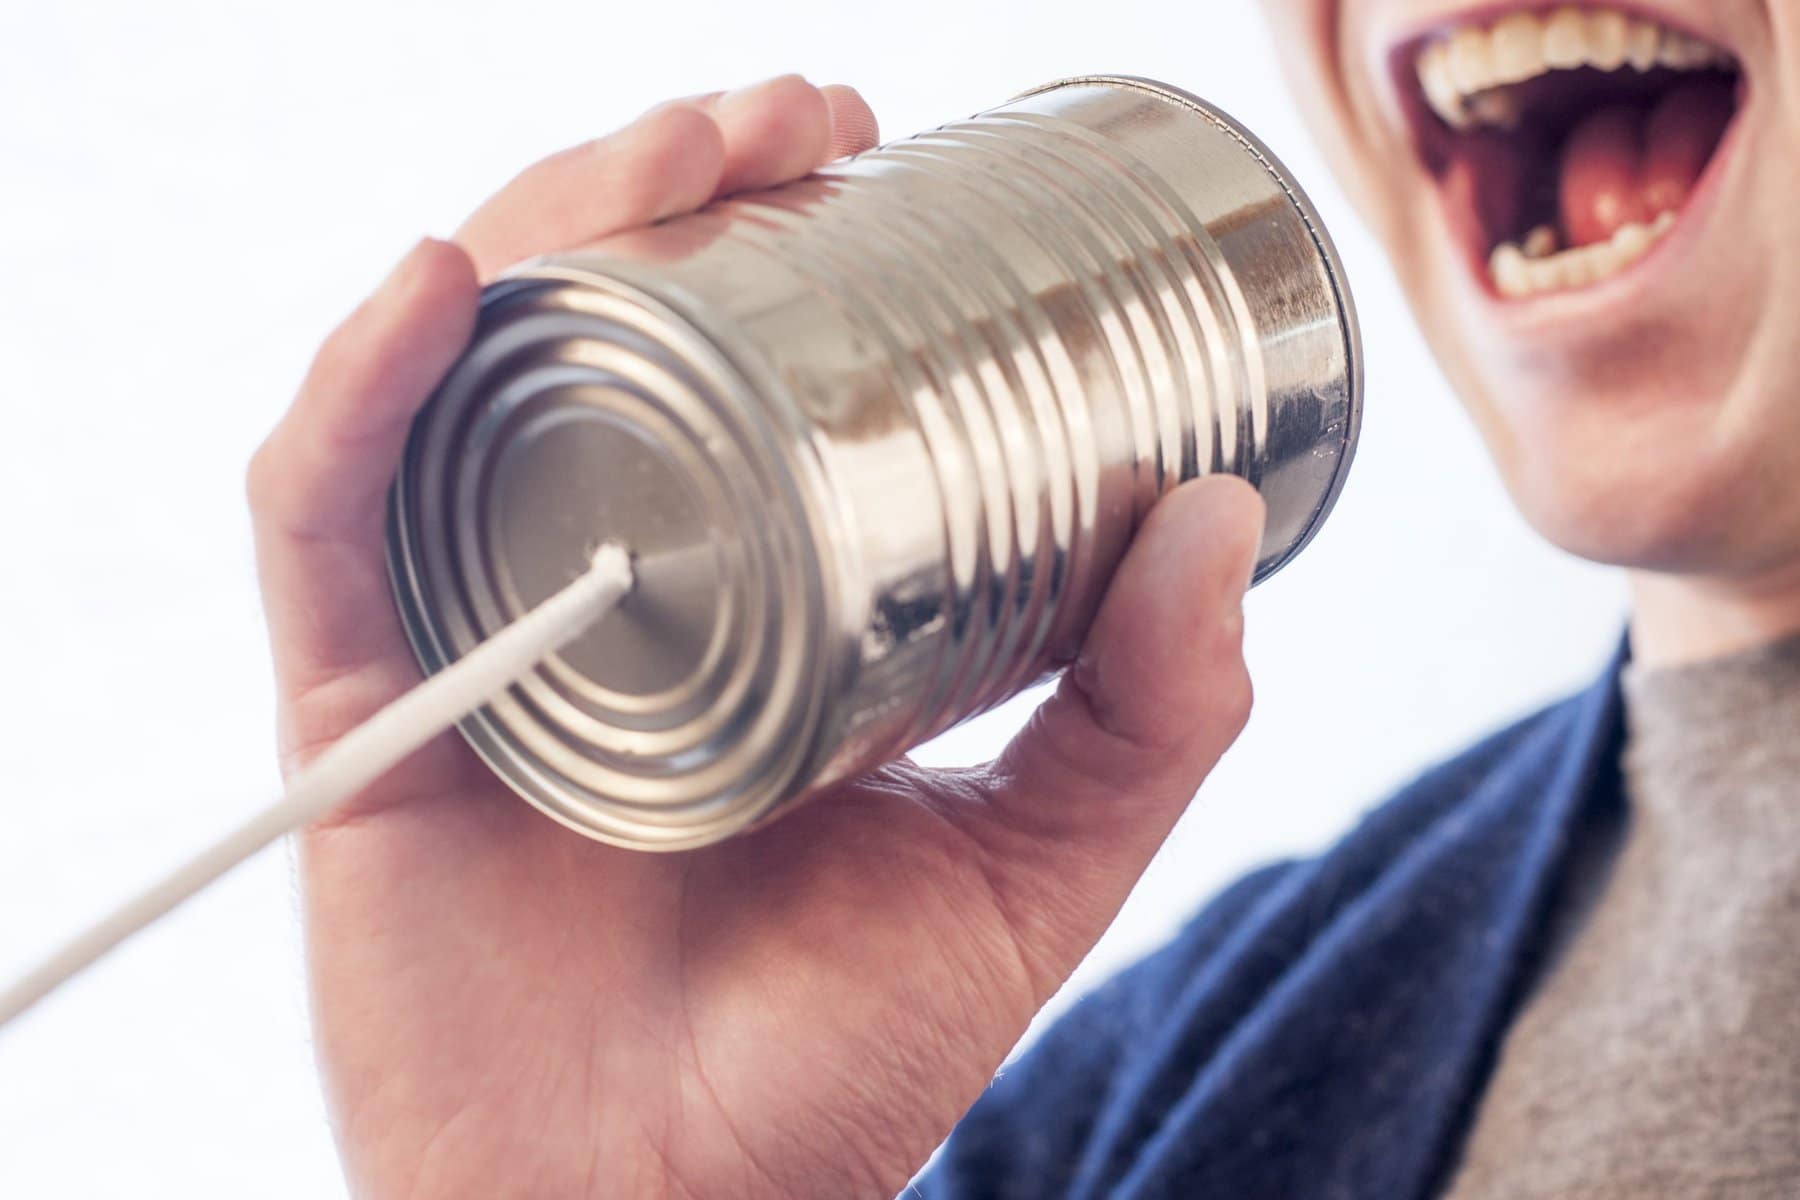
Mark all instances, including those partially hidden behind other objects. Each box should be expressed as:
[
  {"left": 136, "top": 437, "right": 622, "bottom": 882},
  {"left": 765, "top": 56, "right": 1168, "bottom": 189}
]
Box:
[{"left": 386, "top": 75, "right": 1364, "bottom": 851}]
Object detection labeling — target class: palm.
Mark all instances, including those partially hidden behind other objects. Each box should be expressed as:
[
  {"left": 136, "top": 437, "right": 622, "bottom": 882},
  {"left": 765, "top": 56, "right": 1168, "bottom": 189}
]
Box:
[{"left": 303, "top": 730, "right": 1047, "bottom": 1195}]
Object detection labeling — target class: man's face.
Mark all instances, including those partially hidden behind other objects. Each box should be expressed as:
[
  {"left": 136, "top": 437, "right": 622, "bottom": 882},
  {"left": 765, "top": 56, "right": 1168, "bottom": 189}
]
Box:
[{"left": 1260, "top": 0, "right": 1800, "bottom": 576}]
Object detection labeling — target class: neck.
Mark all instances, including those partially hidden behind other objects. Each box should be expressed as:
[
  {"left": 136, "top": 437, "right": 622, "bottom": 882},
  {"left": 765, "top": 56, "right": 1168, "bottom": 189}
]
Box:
[{"left": 1629, "top": 560, "right": 1800, "bottom": 668}]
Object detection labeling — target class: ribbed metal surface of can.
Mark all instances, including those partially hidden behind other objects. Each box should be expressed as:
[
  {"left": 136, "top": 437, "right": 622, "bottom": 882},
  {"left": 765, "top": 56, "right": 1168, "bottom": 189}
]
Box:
[{"left": 386, "top": 75, "right": 1364, "bottom": 850}]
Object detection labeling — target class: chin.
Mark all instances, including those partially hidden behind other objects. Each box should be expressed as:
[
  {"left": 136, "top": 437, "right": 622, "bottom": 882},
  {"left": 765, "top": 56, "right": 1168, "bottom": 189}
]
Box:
[
  {"left": 1504, "top": 431, "right": 1760, "bottom": 572},
  {"left": 1454, "top": 345, "right": 1800, "bottom": 574}
]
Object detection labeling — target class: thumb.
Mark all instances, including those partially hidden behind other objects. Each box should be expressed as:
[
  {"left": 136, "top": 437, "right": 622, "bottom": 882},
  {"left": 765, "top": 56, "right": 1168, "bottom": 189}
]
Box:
[{"left": 957, "top": 475, "right": 1264, "bottom": 983}]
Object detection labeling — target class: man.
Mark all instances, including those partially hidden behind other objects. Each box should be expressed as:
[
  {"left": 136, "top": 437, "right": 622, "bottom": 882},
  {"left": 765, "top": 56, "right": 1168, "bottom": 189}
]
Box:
[{"left": 246, "top": 0, "right": 1800, "bottom": 1192}]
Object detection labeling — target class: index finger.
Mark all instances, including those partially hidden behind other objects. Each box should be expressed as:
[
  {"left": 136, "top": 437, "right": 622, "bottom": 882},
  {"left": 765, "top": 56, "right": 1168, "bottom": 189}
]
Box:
[{"left": 248, "top": 238, "right": 478, "bottom": 724}]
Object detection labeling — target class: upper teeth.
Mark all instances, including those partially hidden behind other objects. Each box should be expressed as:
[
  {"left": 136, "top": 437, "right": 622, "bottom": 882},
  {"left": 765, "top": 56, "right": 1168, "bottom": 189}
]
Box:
[{"left": 1418, "top": 7, "right": 1733, "bottom": 130}]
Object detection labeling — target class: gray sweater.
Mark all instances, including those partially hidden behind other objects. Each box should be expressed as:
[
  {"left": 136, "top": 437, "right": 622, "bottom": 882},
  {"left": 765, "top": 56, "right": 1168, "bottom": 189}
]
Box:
[{"left": 1445, "top": 634, "right": 1800, "bottom": 1197}]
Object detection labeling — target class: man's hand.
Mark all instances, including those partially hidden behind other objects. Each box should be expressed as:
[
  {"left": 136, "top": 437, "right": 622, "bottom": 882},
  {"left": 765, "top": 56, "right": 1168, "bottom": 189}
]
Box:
[{"left": 248, "top": 74, "right": 1266, "bottom": 1199}]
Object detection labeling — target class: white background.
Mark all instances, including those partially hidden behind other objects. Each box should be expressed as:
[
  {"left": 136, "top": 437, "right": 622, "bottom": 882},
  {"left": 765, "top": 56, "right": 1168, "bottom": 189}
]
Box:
[{"left": 0, "top": 2, "right": 1625, "bottom": 1194}]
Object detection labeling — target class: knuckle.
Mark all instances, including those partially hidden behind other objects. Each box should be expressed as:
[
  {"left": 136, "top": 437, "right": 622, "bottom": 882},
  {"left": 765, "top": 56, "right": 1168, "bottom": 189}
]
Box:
[
  {"left": 1059, "top": 660, "right": 1169, "bottom": 764},
  {"left": 1216, "top": 660, "right": 1255, "bottom": 737},
  {"left": 637, "top": 98, "right": 723, "bottom": 155},
  {"left": 305, "top": 308, "right": 365, "bottom": 393},
  {"left": 622, "top": 102, "right": 725, "bottom": 209},
  {"left": 1200, "top": 605, "right": 1247, "bottom": 669},
  {"left": 1195, "top": 609, "right": 1252, "bottom": 734},
  {"left": 244, "top": 432, "right": 287, "bottom": 515},
  {"left": 403, "top": 236, "right": 475, "bottom": 299},
  {"left": 761, "top": 73, "right": 827, "bottom": 116}
]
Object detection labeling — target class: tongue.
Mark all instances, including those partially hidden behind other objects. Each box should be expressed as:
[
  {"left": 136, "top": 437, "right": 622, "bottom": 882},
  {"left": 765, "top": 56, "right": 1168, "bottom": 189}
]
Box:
[
  {"left": 1642, "top": 78, "right": 1737, "bottom": 213},
  {"left": 1559, "top": 77, "right": 1735, "bottom": 247},
  {"left": 1559, "top": 105, "right": 1647, "bottom": 245}
]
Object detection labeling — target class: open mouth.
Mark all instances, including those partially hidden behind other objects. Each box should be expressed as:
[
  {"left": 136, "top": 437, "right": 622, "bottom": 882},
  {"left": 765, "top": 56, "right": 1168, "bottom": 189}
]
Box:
[{"left": 1399, "top": 6, "right": 1743, "bottom": 300}]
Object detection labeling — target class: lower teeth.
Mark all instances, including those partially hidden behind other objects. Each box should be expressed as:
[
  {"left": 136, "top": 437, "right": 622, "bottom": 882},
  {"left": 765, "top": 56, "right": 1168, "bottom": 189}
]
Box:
[{"left": 1489, "top": 210, "right": 1678, "bottom": 296}]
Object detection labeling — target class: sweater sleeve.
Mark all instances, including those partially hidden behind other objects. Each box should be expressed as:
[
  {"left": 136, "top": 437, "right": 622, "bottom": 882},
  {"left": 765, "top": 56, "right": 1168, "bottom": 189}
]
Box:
[{"left": 914, "top": 859, "right": 1299, "bottom": 1199}]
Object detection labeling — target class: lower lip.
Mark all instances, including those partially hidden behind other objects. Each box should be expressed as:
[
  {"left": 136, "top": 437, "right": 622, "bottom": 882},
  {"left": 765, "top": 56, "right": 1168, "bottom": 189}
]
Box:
[{"left": 1437, "top": 87, "right": 1750, "bottom": 331}]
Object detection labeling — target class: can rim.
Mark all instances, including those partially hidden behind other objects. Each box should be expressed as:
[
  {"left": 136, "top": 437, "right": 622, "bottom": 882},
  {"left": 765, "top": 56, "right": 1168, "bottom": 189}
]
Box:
[
  {"left": 385, "top": 263, "right": 839, "bottom": 852},
  {"left": 1009, "top": 74, "right": 1366, "bottom": 583}
]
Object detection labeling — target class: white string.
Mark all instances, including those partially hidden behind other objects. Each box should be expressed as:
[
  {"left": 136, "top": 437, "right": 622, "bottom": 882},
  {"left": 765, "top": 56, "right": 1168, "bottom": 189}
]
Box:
[{"left": 0, "top": 542, "right": 634, "bottom": 1031}]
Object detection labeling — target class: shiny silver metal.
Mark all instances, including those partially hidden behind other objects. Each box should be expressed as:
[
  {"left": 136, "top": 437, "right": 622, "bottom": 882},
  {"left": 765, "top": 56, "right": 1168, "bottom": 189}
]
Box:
[{"left": 386, "top": 74, "right": 1363, "bottom": 851}]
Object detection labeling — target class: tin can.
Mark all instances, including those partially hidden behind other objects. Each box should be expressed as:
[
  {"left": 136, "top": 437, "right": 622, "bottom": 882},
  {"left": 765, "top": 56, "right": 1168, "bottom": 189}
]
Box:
[{"left": 386, "top": 75, "right": 1364, "bottom": 851}]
